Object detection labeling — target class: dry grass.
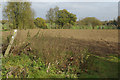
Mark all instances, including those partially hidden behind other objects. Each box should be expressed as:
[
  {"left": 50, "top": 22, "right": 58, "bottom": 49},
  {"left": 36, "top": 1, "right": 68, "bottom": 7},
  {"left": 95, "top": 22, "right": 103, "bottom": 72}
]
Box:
[
  {"left": 2, "top": 29, "right": 119, "bottom": 78},
  {"left": 3, "top": 29, "right": 118, "bottom": 42},
  {"left": 2, "top": 29, "right": 119, "bottom": 56}
]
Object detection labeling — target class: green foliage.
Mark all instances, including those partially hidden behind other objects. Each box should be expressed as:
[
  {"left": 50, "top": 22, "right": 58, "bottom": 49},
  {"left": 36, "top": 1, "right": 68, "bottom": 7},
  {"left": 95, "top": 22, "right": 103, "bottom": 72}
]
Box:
[
  {"left": 56, "top": 9, "right": 77, "bottom": 28},
  {"left": 2, "top": 48, "right": 119, "bottom": 78},
  {"left": 105, "top": 20, "right": 118, "bottom": 27},
  {"left": 79, "top": 17, "right": 102, "bottom": 29},
  {"left": 2, "top": 53, "right": 44, "bottom": 78},
  {"left": 70, "top": 25, "right": 117, "bottom": 29},
  {"left": 117, "top": 16, "right": 120, "bottom": 29},
  {"left": 1, "top": 20, "right": 8, "bottom": 25},
  {"left": 3, "top": 2, "right": 35, "bottom": 29},
  {"left": 46, "top": 6, "right": 59, "bottom": 25},
  {"left": 102, "top": 16, "right": 119, "bottom": 29},
  {"left": 2, "top": 53, "right": 68, "bottom": 78},
  {"left": 2, "top": 23, "right": 10, "bottom": 30},
  {"left": 63, "top": 23, "right": 73, "bottom": 29},
  {"left": 46, "top": 7, "right": 77, "bottom": 29},
  {"left": 34, "top": 17, "right": 47, "bottom": 29}
]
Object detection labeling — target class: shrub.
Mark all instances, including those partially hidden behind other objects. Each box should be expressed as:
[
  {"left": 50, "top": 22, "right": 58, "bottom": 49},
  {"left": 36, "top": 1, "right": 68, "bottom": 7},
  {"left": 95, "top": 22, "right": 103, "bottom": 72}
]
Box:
[
  {"left": 34, "top": 17, "right": 47, "bottom": 29},
  {"left": 63, "top": 23, "right": 73, "bottom": 29},
  {"left": 78, "top": 17, "right": 102, "bottom": 29}
]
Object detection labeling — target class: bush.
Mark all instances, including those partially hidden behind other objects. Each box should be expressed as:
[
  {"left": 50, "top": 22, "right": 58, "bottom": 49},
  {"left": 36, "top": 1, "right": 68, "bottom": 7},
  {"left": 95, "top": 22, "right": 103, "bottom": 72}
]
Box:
[
  {"left": 78, "top": 17, "right": 102, "bottom": 29},
  {"left": 63, "top": 23, "right": 73, "bottom": 29},
  {"left": 34, "top": 17, "right": 47, "bottom": 29}
]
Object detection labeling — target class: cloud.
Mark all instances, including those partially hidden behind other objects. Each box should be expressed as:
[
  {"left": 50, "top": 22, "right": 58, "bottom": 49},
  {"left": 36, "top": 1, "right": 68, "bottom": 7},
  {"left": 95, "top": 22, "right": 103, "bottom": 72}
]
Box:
[
  {"left": 31, "top": 2, "right": 118, "bottom": 21},
  {"left": 0, "top": 2, "right": 118, "bottom": 21}
]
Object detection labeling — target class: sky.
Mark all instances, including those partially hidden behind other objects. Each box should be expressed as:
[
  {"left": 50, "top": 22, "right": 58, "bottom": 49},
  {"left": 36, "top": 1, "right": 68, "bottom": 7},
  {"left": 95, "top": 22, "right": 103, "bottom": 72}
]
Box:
[
  {"left": 0, "top": 0, "right": 119, "bottom": 2},
  {"left": 118, "top": 2, "right": 120, "bottom": 16},
  {"left": 0, "top": 1, "right": 119, "bottom": 21},
  {"left": 31, "top": 2, "right": 118, "bottom": 21}
]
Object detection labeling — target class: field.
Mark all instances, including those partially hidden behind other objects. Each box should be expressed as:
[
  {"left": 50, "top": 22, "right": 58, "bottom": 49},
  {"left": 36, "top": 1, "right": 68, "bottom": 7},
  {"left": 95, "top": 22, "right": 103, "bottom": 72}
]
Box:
[{"left": 1, "top": 29, "right": 120, "bottom": 78}]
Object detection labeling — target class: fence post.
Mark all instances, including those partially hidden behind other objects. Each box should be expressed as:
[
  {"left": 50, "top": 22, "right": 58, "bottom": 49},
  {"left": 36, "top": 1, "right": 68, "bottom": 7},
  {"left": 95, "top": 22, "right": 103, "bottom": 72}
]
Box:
[{"left": 4, "top": 29, "right": 17, "bottom": 57}]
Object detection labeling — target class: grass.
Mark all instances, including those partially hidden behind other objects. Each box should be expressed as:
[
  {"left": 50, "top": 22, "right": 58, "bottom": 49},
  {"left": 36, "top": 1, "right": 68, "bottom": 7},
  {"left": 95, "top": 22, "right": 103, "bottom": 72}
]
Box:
[
  {"left": 82, "top": 55, "right": 118, "bottom": 78},
  {"left": 1, "top": 29, "right": 119, "bottom": 78},
  {"left": 2, "top": 51, "right": 119, "bottom": 78},
  {"left": 2, "top": 53, "right": 73, "bottom": 78}
]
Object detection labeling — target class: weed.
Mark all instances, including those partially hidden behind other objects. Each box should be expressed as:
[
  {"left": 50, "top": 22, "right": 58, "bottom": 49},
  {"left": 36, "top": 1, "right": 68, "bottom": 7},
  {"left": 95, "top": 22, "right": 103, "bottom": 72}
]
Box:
[{"left": 2, "top": 29, "right": 119, "bottom": 78}]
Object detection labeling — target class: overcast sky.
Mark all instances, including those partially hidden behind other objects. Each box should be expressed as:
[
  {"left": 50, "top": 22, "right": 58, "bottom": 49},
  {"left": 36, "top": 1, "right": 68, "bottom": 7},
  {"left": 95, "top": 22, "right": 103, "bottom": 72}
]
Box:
[
  {"left": 0, "top": 2, "right": 119, "bottom": 21},
  {"left": 31, "top": 2, "right": 118, "bottom": 21}
]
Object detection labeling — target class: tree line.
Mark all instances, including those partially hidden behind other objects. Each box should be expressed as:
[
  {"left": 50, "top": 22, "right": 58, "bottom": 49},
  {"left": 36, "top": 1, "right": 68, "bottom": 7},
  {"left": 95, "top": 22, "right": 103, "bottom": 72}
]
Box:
[{"left": 1, "top": 2, "right": 120, "bottom": 29}]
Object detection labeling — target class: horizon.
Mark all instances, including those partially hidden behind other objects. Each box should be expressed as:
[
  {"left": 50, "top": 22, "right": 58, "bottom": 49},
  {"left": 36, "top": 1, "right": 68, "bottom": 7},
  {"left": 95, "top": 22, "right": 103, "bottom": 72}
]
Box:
[
  {"left": 0, "top": 2, "right": 119, "bottom": 21},
  {"left": 31, "top": 2, "right": 118, "bottom": 21}
]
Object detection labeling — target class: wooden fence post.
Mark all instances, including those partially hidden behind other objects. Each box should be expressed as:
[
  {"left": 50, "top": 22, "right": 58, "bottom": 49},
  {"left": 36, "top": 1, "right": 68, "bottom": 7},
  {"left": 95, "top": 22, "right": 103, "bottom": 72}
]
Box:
[{"left": 4, "top": 29, "right": 17, "bottom": 57}]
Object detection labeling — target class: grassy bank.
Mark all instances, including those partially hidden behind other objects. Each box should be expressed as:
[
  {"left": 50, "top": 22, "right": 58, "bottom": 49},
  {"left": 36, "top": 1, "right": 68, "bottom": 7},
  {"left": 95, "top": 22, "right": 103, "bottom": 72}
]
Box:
[{"left": 2, "top": 51, "right": 119, "bottom": 78}]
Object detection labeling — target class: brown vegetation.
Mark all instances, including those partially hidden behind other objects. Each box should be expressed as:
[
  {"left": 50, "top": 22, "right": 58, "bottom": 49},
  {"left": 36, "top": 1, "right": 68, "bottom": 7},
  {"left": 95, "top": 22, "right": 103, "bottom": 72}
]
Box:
[
  {"left": 2, "top": 29, "right": 119, "bottom": 78},
  {"left": 2, "top": 29, "right": 119, "bottom": 57}
]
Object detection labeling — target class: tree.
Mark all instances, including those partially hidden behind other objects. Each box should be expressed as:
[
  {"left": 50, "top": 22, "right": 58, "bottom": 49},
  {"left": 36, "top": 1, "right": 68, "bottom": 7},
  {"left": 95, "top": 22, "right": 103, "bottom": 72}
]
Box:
[
  {"left": 103, "top": 19, "right": 118, "bottom": 29},
  {"left": 46, "top": 6, "right": 59, "bottom": 25},
  {"left": 117, "top": 16, "right": 120, "bottom": 29},
  {"left": 34, "top": 17, "right": 47, "bottom": 29},
  {"left": 79, "top": 17, "right": 102, "bottom": 29},
  {"left": 56, "top": 9, "right": 77, "bottom": 28},
  {"left": 3, "top": 2, "right": 35, "bottom": 29}
]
